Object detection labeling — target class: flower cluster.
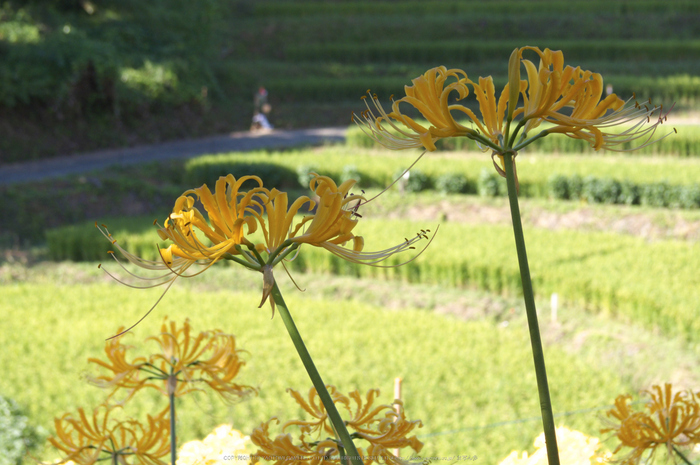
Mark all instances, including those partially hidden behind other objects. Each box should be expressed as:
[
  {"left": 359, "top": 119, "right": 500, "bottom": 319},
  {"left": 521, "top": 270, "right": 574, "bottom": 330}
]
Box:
[
  {"left": 49, "top": 319, "right": 253, "bottom": 465},
  {"left": 97, "top": 173, "right": 431, "bottom": 313},
  {"left": 88, "top": 318, "right": 254, "bottom": 402},
  {"left": 177, "top": 424, "right": 251, "bottom": 465},
  {"left": 250, "top": 386, "right": 423, "bottom": 465},
  {"left": 354, "top": 46, "right": 672, "bottom": 175},
  {"left": 47, "top": 405, "right": 170, "bottom": 465},
  {"left": 499, "top": 426, "right": 609, "bottom": 465},
  {"left": 602, "top": 383, "right": 700, "bottom": 464}
]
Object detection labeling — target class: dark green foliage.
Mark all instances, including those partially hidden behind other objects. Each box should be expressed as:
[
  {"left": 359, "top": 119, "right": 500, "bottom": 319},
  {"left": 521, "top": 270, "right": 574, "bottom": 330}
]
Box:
[
  {"left": 0, "top": 395, "right": 44, "bottom": 465},
  {"left": 184, "top": 160, "right": 300, "bottom": 190},
  {"left": 547, "top": 174, "right": 570, "bottom": 200},
  {"left": 399, "top": 169, "right": 430, "bottom": 193},
  {"left": 46, "top": 216, "right": 169, "bottom": 261},
  {"left": 679, "top": 183, "right": 700, "bottom": 208},
  {"left": 341, "top": 165, "right": 362, "bottom": 184},
  {"left": 640, "top": 181, "right": 670, "bottom": 207},
  {"left": 4, "top": 0, "right": 700, "bottom": 161},
  {"left": 477, "top": 168, "right": 506, "bottom": 197},
  {"left": 296, "top": 164, "right": 319, "bottom": 189},
  {"left": 547, "top": 174, "right": 700, "bottom": 209},
  {"left": 436, "top": 173, "right": 469, "bottom": 194},
  {"left": 619, "top": 180, "right": 641, "bottom": 205}
]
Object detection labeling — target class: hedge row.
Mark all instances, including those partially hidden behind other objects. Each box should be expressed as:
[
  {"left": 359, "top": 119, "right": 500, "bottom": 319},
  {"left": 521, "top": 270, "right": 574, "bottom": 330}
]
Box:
[
  {"left": 237, "top": 14, "right": 700, "bottom": 51},
  {"left": 181, "top": 147, "right": 700, "bottom": 201},
  {"left": 346, "top": 122, "right": 700, "bottom": 157},
  {"left": 45, "top": 216, "right": 170, "bottom": 262},
  {"left": 252, "top": 0, "right": 700, "bottom": 17},
  {"left": 285, "top": 39, "right": 700, "bottom": 65},
  {"left": 46, "top": 217, "right": 700, "bottom": 342},
  {"left": 547, "top": 175, "right": 700, "bottom": 208}
]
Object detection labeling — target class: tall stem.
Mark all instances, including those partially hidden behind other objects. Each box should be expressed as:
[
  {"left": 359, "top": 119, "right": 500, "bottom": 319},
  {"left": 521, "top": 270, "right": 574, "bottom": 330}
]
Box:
[
  {"left": 503, "top": 152, "right": 560, "bottom": 465},
  {"left": 169, "top": 390, "right": 176, "bottom": 465},
  {"left": 270, "top": 282, "right": 364, "bottom": 465},
  {"left": 673, "top": 445, "right": 693, "bottom": 465}
]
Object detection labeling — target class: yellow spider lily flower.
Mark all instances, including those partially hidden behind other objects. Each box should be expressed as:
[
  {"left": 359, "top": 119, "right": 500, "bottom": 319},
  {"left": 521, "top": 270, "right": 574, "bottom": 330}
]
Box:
[
  {"left": 248, "top": 173, "right": 433, "bottom": 309},
  {"left": 95, "top": 174, "right": 264, "bottom": 285},
  {"left": 354, "top": 46, "right": 671, "bottom": 171},
  {"left": 602, "top": 383, "right": 700, "bottom": 464},
  {"left": 98, "top": 173, "right": 433, "bottom": 320},
  {"left": 250, "top": 386, "right": 422, "bottom": 465},
  {"left": 88, "top": 318, "right": 255, "bottom": 403},
  {"left": 47, "top": 404, "right": 170, "bottom": 465}
]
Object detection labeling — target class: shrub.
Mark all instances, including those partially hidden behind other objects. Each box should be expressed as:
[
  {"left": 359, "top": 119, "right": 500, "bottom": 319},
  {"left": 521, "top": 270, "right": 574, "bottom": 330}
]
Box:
[
  {"left": 437, "top": 173, "right": 469, "bottom": 194},
  {"left": 640, "top": 181, "right": 670, "bottom": 207},
  {"left": 0, "top": 395, "right": 44, "bottom": 465},
  {"left": 477, "top": 168, "right": 503, "bottom": 197},
  {"left": 184, "top": 160, "right": 300, "bottom": 190},
  {"left": 679, "top": 184, "right": 700, "bottom": 209},
  {"left": 406, "top": 169, "right": 431, "bottom": 192},
  {"left": 548, "top": 174, "right": 570, "bottom": 200},
  {"left": 598, "top": 178, "right": 622, "bottom": 204},
  {"left": 341, "top": 165, "right": 362, "bottom": 184},
  {"left": 619, "top": 180, "right": 640, "bottom": 205},
  {"left": 296, "top": 164, "right": 319, "bottom": 189}
]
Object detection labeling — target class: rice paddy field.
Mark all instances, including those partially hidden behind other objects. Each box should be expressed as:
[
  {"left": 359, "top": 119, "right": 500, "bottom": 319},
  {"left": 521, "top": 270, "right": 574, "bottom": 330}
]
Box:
[
  {"left": 3, "top": 0, "right": 700, "bottom": 463},
  {"left": 4, "top": 134, "right": 700, "bottom": 463}
]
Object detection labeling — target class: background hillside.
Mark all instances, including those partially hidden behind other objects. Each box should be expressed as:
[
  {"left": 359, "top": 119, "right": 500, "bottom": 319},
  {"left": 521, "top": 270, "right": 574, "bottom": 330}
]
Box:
[{"left": 2, "top": 0, "right": 699, "bottom": 162}]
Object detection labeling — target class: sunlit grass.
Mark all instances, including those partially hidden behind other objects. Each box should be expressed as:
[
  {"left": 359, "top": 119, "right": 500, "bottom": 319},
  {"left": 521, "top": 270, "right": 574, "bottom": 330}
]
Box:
[{"left": 1, "top": 278, "right": 631, "bottom": 462}]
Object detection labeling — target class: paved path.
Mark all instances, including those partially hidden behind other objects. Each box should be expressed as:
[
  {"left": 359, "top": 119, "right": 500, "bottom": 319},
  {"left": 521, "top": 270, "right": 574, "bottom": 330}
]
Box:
[{"left": 0, "top": 126, "right": 347, "bottom": 185}]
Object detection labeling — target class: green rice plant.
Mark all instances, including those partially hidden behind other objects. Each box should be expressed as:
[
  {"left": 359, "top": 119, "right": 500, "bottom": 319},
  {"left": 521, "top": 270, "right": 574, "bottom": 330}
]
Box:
[
  {"left": 57, "top": 211, "right": 700, "bottom": 343},
  {"left": 46, "top": 216, "right": 169, "bottom": 262},
  {"left": 0, "top": 282, "right": 632, "bottom": 462}
]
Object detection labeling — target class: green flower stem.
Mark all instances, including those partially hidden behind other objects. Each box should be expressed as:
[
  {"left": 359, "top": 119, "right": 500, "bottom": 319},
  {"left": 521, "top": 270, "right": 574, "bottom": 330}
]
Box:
[
  {"left": 672, "top": 446, "right": 693, "bottom": 465},
  {"left": 270, "top": 282, "right": 364, "bottom": 465},
  {"left": 503, "top": 152, "right": 560, "bottom": 465},
  {"left": 170, "top": 390, "right": 176, "bottom": 465}
]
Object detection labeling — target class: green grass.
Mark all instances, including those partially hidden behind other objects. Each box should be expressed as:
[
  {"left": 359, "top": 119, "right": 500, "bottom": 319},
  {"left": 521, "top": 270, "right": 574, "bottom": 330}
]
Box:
[{"left": 0, "top": 275, "right": 633, "bottom": 463}]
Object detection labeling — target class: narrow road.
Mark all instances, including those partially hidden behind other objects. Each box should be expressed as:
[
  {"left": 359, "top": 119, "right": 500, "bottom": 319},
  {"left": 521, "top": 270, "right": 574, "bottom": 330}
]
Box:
[{"left": 0, "top": 126, "right": 347, "bottom": 185}]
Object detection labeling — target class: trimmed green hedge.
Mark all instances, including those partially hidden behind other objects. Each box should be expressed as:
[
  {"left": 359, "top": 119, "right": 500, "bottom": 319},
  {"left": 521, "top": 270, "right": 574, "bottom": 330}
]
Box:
[
  {"left": 285, "top": 40, "right": 700, "bottom": 65},
  {"left": 46, "top": 216, "right": 169, "bottom": 262},
  {"left": 252, "top": 0, "right": 700, "bottom": 17},
  {"left": 547, "top": 174, "right": 700, "bottom": 208}
]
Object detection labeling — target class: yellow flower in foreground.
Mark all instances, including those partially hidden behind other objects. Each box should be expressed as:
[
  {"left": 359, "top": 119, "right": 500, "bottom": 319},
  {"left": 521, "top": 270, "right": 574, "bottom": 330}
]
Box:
[
  {"left": 354, "top": 46, "right": 671, "bottom": 164},
  {"left": 88, "top": 318, "right": 254, "bottom": 402},
  {"left": 98, "top": 173, "right": 433, "bottom": 315},
  {"left": 96, "top": 174, "right": 265, "bottom": 289},
  {"left": 178, "top": 424, "right": 250, "bottom": 465},
  {"left": 47, "top": 404, "right": 170, "bottom": 465},
  {"left": 250, "top": 386, "right": 423, "bottom": 465},
  {"left": 499, "top": 426, "right": 608, "bottom": 465},
  {"left": 602, "top": 383, "right": 700, "bottom": 464}
]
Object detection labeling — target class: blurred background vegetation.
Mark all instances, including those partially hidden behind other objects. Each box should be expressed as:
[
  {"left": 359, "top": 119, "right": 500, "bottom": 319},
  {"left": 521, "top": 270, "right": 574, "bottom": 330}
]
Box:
[{"left": 1, "top": 0, "right": 700, "bottom": 162}]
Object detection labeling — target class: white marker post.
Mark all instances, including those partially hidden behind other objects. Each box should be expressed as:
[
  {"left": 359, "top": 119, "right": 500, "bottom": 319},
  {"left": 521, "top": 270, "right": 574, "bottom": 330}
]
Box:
[{"left": 393, "top": 377, "right": 402, "bottom": 457}]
